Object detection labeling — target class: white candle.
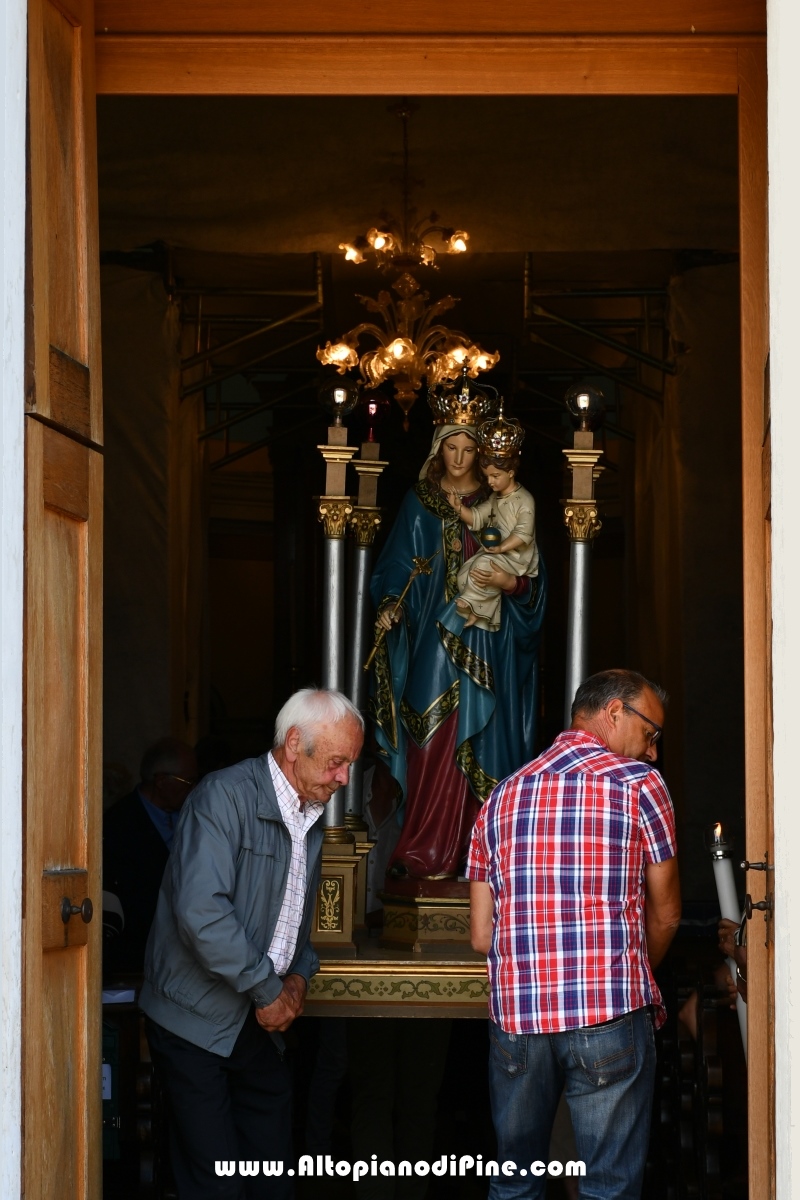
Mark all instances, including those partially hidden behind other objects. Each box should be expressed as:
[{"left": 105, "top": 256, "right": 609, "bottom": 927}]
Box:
[
  {"left": 712, "top": 854, "right": 740, "bottom": 923},
  {"left": 708, "top": 822, "right": 747, "bottom": 1058}
]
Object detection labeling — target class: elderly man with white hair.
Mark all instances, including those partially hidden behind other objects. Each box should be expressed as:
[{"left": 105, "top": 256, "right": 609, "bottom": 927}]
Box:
[{"left": 140, "top": 688, "right": 364, "bottom": 1200}]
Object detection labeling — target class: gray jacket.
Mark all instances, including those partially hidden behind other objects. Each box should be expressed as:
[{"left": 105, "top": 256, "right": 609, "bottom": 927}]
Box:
[{"left": 139, "top": 753, "right": 323, "bottom": 1056}]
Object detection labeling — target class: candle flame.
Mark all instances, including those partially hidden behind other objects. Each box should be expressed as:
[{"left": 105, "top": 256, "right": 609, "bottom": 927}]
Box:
[{"left": 714, "top": 822, "right": 722, "bottom": 839}]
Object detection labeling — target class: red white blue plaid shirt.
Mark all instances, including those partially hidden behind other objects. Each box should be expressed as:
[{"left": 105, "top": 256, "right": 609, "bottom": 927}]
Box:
[{"left": 466, "top": 730, "right": 677, "bottom": 1034}]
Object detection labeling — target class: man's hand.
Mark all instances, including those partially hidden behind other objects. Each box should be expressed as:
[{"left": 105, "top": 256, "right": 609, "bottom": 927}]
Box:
[
  {"left": 718, "top": 918, "right": 747, "bottom": 1002},
  {"left": 255, "top": 976, "right": 307, "bottom": 1032},
  {"left": 282, "top": 973, "right": 307, "bottom": 1019},
  {"left": 717, "top": 917, "right": 739, "bottom": 961}
]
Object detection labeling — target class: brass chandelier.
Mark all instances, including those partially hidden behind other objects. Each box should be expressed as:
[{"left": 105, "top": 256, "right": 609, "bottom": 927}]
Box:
[
  {"left": 317, "top": 100, "right": 499, "bottom": 427},
  {"left": 337, "top": 100, "right": 469, "bottom": 273},
  {"left": 317, "top": 272, "right": 499, "bottom": 428}
]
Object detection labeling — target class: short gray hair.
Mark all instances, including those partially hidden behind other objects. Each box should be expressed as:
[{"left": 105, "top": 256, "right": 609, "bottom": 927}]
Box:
[
  {"left": 140, "top": 737, "right": 194, "bottom": 783},
  {"left": 273, "top": 688, "right": 364, "bottom": 754},
  {"left": 571, "top": 669, "right": 668, "bottom": 720}
]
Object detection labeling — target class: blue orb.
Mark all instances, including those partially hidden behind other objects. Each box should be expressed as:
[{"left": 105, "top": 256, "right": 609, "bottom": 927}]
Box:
[{"left": 481, "top": 526, "right": 502, "bottom": 549}]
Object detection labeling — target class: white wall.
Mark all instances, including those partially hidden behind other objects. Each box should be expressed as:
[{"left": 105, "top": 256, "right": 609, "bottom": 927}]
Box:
[
  {"left": 0, "top": 0, "right": 26, "bottom": 1190},
  {"left": 769, "top": 0, "right": 800, "bottom": 1193}
]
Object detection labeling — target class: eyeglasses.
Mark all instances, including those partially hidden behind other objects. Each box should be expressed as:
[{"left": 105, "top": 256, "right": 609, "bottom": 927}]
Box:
[
  {"left": 160, "top": 773, "right": 198, "bottom": 788},
  {"left": 621, "top": 701, "right": 663, "bottom": 745}
]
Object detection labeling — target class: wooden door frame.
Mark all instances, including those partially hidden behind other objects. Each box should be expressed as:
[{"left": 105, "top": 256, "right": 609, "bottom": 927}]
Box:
[
  {"left": 93, "top": 30, "right": 771, "bottom": 1195},
  {"left": 0, "top": 0, "right": 26, "bottom": 1193}
]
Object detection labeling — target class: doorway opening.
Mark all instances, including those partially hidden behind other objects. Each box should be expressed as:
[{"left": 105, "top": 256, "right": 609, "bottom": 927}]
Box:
[{"left": 98, "top": 93, "right": 747, "bottom": 1198}]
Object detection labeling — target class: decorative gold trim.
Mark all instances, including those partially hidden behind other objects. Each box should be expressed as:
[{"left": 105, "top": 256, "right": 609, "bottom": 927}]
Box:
[
  {"left": 317, "top": 444, "right": 360, "bottom": 466},
  {"left": 562, "top": 500, "right": 602, "bottom": 541},
  {"left": 400, "top": 680, "right": 460, "bottom": 747},
  {"left": 437, "top": 623, "right": 494, "bottom": 691},
  {"left": 562, "top": 447, "right": 604, "bottom": 472},
  {"left": 317, "top": 878, "right": 343, "bottom": 932},
  {"left": 307, "top": 972, "right": 489, "bottom": 1005},
  {"left": 456, "top": 738, "right": 498, "bottom": 802},
  {"left": 368, "top": 631, "right": 398, "bottom": 750},
  {"left": 348, "top": 506, "right": 382, "bottom": 546},
  {"left": 382, "top": 909, "right": 471, "bottom": 938},
  {"left": 352, "top": 459, "right": 389, "bottom": 480},
  {"left": 416, "top": 479, "right": 466, "bottom": 602},
  {"left": 318, "top": 496, "right": 354, "bottom": 539}
]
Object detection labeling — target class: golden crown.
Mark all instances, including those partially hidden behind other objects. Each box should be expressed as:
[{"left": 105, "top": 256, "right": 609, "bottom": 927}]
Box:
[
  {"left": 428, "top": 377, "right": 499, "bottom": 427},
  {"left": 477, "top": 402, "right": 525, "bottom": 457}
]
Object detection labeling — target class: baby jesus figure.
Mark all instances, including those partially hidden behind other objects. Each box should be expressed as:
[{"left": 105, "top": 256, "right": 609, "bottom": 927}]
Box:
[{"left": 449, "top": 451, "right": 539, "bottom": 631}]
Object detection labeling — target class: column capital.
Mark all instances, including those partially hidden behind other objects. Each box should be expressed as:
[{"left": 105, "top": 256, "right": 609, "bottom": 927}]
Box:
[
  {"left": 349, "top": 506, "right": 382, "bottom": 546},
  {"left": 562, "top": 500, "right": 602, "bottom": 542},
  {"left": 318, "top": 496, "right": 353, "bottom": 539}
]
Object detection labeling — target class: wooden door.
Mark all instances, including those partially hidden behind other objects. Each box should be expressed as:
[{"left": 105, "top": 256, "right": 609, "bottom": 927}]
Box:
[
  {"left": 24, "top": 0, "right": 103, "bottom": 1196},
  {"left": 738, "top": 44, "right": 774, "bottom": 1199}
]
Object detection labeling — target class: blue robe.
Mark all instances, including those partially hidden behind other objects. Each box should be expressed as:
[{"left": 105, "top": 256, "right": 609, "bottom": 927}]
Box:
[{"left": 369, "top": 478, "right": 546, "bottom": 877}]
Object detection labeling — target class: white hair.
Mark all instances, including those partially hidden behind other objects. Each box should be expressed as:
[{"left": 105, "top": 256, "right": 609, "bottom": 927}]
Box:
[{"left": 273, "top": 688, "right": 364, "bottom": 753}]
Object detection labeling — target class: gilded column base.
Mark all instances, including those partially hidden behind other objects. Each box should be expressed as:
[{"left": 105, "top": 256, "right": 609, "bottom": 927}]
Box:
[
  {"left": 323, "top": 826, "right": 356, "bottom": 847},
  {"left": 379, "top": 894, "right": 472, "bottom": 953}
]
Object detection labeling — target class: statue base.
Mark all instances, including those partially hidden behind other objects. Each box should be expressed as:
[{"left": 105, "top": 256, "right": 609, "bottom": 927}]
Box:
[
  {"left": 382, "top": 876, "right": 469, "bottom": 900},
  {"left": 379, "top": 880, "right": 471, "bottom": 952},
  {"left": 306, "top": 931, "right": 488, "bottom": 1019}
]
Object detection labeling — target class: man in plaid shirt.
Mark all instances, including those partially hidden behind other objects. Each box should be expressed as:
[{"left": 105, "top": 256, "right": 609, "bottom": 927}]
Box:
[{"left": 467, "top": 669, "right": 680, "bottom": 1199}]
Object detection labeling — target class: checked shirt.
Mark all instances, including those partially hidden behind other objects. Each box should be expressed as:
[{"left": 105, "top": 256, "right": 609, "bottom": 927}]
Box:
[
  {"left": 466, "top": 729, "right": 676, "bottom": 1034},
  {"left": 266, "top": 753, "right": 323, "bottom": 977}
]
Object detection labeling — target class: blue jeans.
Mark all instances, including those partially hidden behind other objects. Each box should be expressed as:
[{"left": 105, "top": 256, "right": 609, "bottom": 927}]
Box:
[{"left": 487, "top": 1007, "right": 656, "bottom": 1199}]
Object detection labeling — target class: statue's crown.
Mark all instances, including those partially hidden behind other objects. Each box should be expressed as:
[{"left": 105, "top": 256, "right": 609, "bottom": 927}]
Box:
[
  {"left": 477, "top": 402, "right": 525, "bottom": 457},
  {"left": 428, "top": 378, "right": 499, "bottom": 427}
]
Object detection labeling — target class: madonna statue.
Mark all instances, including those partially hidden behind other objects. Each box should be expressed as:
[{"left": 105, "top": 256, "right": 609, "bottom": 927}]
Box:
[{"left": 368, "top": 388, "right": 547, "bottom": 881}]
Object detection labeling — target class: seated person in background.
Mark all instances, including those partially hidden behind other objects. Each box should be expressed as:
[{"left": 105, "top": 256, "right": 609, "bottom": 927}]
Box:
[{"left": 102, "top": 737, "right": 198, "bottom": 977}]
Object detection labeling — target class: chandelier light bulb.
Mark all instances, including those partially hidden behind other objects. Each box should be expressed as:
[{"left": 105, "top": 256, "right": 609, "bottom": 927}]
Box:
[
  {"left": 339, "top": 241, "right": 366, "bottom": 264},
  {"left": 367, "top": 227, "right": 394, "bottom": 251},
  {"left": 448, "top": 231, "right": 469, "bottom": 254},
  {"left": 388, "top": 337, "right": 414, "bottom": 363},
  {"left": 467, "top": 346, "right": 501, "bottom": 374},
  {"left": 316, "top": 340, "right": 359, "bottom": 373}
]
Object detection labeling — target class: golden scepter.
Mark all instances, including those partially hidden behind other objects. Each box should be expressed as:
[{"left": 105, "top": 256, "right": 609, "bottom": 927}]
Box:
[{"left": 363, "top": 551, "right": 440, "bottom": 672}]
